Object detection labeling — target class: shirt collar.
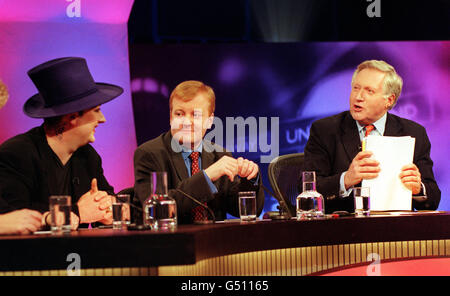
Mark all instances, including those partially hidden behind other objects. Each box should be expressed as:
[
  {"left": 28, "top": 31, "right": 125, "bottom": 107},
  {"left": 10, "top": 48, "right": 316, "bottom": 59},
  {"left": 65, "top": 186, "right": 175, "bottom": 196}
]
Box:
[
  {"left": 356, "top": 112, "right": 387, "bottom": 136},
  {"left": 179, "top": 141, "right": 203, "bottom": 160}
]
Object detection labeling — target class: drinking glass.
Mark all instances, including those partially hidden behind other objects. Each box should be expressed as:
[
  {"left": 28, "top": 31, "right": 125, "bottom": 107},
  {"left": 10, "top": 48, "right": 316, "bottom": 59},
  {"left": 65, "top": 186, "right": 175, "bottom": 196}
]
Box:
[
  {"left": 354, "top": 187, "right": 370, "bottom": 216},
  {"left": 49, "top": 195, "right": 71, "bottom": 234},
  {"left": 112, "top": 194, "right": 130, "bottom": 229},
  {"left": 239, "top": 191, "right": 257, "bottom": 222}
]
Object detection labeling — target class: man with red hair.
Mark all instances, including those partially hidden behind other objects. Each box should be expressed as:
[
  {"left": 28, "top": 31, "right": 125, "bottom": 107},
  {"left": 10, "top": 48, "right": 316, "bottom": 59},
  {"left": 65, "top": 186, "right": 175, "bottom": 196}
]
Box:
[{"left": 134, "top": 80, "right": 265, "bottom": 224}]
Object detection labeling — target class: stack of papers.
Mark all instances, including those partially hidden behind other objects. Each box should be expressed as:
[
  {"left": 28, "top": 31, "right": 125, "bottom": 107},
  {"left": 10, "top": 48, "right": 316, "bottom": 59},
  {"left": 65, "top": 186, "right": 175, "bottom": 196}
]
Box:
[{"left": 362, "top": 135, "right": 416, "bottom": 211}]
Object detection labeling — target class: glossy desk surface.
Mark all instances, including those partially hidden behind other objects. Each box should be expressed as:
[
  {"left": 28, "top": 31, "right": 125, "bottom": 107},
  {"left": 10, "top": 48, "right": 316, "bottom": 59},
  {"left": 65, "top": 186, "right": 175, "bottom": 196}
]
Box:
[{"left": 1, "top": 212, "right": 449, "bottom": 271}]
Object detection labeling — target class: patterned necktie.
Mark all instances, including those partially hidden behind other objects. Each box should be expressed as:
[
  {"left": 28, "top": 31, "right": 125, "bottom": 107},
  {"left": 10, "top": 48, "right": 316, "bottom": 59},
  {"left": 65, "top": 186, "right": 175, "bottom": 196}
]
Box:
[
  {"left": 190, "top": 152, "right": 207, "bottom": 221},
  {"left": 189, "top": 152, "right": 200, "bottom": 175},
  {"left": 365, "top": 124, "right": 375, "bottom": 137}
]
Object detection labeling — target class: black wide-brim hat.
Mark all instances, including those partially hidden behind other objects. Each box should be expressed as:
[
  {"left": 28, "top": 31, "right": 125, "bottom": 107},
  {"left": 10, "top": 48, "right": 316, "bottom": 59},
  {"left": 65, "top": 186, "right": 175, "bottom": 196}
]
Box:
[{"left": 23, "top": 57, "right": 124, "bottom": 118}]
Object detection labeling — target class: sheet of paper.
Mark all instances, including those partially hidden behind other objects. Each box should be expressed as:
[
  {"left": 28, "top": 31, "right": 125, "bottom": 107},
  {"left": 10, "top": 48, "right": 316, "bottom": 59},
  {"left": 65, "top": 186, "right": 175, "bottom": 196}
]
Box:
[{"left": 362, "top": 135, "right": 415, "bottom": 211}]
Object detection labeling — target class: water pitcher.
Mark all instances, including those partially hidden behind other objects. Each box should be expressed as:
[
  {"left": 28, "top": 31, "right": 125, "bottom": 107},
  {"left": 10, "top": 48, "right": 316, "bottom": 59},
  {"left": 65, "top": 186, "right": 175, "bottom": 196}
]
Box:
[
  {"left": 296, "top": 171, "right": 324, "bottom": 219},
  {"left": 144, "top": 171, "right": 177, "bottom": 230}
]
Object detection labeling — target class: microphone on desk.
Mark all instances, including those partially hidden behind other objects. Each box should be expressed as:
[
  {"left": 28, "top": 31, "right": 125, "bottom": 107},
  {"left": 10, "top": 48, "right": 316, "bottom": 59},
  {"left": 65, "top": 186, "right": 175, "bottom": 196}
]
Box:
[
  {"left": 175, "top": 189, "right": 216, "bottom": 224},
  {"left": 260, "top": 183, "right": 292, "bottom": 220},
  {"left": 117, "top": 190, "right": 216, "bottom": 226}
]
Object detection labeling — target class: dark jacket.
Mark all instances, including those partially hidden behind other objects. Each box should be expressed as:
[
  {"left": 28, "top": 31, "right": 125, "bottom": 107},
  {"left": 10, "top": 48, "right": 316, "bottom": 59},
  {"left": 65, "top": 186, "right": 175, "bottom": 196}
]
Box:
[
  {"left": 303, "top": 111, "right": 441, "bottom": 213},
  {"left": 0, "top": 126, "right": 114, "bottom": 215},
  {"left": 134, "top": 131, "right": 265, "bottom": 224}
]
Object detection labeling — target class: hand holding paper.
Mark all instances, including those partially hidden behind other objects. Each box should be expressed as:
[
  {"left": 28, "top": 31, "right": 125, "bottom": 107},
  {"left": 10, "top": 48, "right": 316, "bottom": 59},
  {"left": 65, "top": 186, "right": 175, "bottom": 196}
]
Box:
[
  {"left": 344, "top": 150, "right": 380, "bottom": 190},
  {"left": 362, "top": 135, "right": 416, "bottom": 211},
  {"left": 399, "top": 164, "right": 422, "bottom": 195}
]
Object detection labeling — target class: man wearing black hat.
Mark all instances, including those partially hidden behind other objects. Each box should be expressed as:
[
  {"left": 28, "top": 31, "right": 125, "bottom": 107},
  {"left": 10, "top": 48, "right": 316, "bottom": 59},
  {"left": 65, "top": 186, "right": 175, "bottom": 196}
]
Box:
[{"left": 0, "top": 57, "right": 124, "bottom": 229}]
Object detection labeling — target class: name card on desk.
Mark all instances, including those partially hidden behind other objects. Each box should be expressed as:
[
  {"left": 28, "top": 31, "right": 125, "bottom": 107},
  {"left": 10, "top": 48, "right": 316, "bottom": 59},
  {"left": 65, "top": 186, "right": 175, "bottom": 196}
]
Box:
[{"left": 362, "top": 135, "right": 415, "bottom": 211}]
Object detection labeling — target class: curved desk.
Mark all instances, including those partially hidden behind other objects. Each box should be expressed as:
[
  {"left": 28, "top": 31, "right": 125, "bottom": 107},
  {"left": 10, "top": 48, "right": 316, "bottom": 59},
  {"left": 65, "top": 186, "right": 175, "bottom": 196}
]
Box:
[{"left": 1, "top": 212, "right": 449, "bottom": 276}]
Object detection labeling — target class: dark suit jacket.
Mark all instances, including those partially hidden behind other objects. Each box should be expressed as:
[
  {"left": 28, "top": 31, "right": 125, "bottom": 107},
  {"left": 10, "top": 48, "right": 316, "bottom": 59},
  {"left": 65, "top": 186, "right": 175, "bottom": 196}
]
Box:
[
  {"left": 0, "top": 126, "right": 114, "bottom": 216},
  {"left": 134, "top": 131, "right": 265, "bottom": 224},
  {"left": 304, "top": 111, "right": 441, "bottom": 213}
]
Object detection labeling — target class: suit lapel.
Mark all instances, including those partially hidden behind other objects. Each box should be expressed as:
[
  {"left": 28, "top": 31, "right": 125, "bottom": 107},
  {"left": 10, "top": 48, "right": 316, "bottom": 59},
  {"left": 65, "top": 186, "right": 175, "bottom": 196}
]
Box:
[
  {"left": 341, "top": 112, "right": 361, "bottom": 162},
  {"left": 163, "top": 132, "right": 189, "bottom": 181},
  {"left": 172, "top": 152, "right": 189, "bottom": 180},
  {"left": 202, "top": 141, "right": 221, "bottom": 188},
  {"left": 201, "top": 141, "right": 216, "bottom": 170},
  {"left": 383, "top": 113, "right": 403, "bottom": 136}
]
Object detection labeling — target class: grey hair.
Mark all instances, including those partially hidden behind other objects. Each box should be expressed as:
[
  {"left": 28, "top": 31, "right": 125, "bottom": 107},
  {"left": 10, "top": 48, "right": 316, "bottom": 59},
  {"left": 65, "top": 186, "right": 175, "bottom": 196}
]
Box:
[{"left": 351, "top": 60, "right": 403, "bottom": 110}]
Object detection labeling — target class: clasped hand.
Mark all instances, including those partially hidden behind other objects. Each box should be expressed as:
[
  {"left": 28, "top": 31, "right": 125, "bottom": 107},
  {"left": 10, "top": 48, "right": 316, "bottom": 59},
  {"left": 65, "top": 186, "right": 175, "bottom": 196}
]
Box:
[
  {"left": 77, "top": 178, "right": 113, "bottom": 224},
  {"left": 345, "top": 151, "right": 422, "bottom": 194},
  {"left": 204, "top": 156, "right": 259, "bottom": 182}
]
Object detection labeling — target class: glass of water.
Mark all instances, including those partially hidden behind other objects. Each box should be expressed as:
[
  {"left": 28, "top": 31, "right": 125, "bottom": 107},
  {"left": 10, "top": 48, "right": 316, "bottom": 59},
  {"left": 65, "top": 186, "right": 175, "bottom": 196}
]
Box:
[
  {"left": 112, "top": 194, "right": 130, "bottom": 230},
  {"left": 354, "top": 187, "right": 370, "bottom": 216},
  {"left": 49, "top": 195, "right": 71, "bottom": 234},
  {"left": 239, "top": 191, "right": 257, "bottom": 222}
]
